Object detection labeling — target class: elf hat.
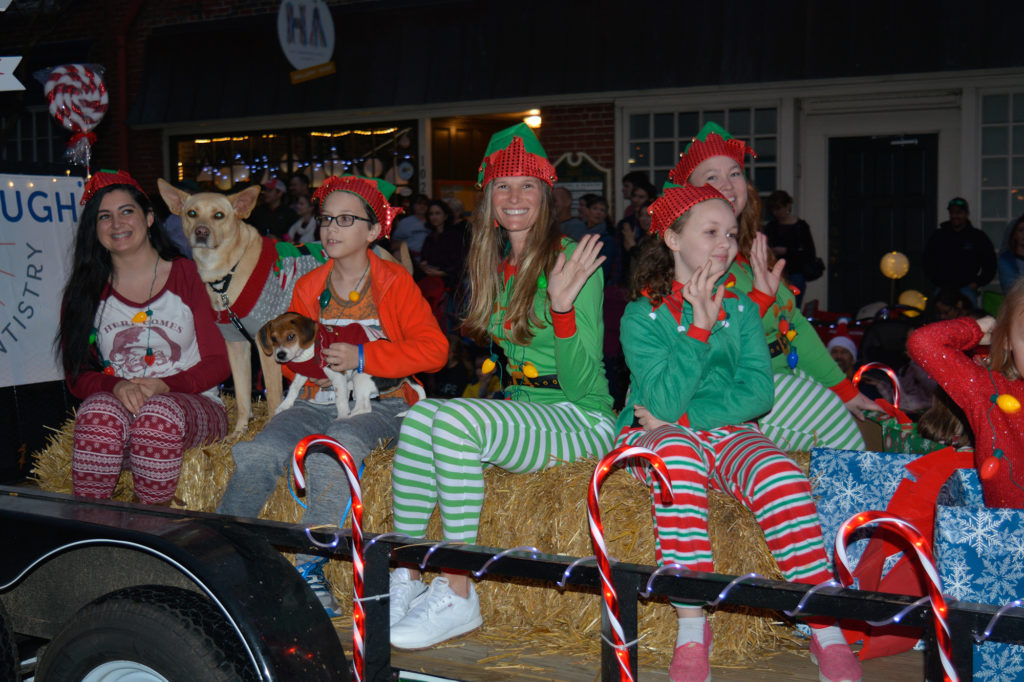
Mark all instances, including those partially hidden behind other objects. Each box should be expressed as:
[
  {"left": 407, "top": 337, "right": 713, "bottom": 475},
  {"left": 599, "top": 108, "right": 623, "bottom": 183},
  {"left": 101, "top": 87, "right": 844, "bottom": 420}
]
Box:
[
  {"left": 647, "top": 183, "right": 731, "bottom": 237},
  {"left": 311, "top": 175, "right": 402, "bottom": 238},
  {"left": 665, "top": 122, "right": 757, "bottom": 188},
  {"left": 81, "top": 169, "right": 147, "bottom": 206},
  {"left": 477, "top": 122, "right": 557, "bottom": 189}
]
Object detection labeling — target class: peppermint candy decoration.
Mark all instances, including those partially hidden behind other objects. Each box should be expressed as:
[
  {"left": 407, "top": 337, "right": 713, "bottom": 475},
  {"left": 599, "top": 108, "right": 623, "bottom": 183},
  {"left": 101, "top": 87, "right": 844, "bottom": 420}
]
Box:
[{"left": 43, "top": 64, "right": 108, "bottom": 167}]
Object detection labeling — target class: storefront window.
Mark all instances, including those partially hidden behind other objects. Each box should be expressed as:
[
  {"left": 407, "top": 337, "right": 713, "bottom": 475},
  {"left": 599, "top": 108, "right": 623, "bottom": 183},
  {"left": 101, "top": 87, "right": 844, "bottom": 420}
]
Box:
[
  {"left": 980, "top": 92, "right": 1024, "bottom": 240},
  {"left": 170, "top": 120, "right": 418, "bottom": 197},
  {"left": 626, "top": 106, "right": 777, "bottom": 191}
]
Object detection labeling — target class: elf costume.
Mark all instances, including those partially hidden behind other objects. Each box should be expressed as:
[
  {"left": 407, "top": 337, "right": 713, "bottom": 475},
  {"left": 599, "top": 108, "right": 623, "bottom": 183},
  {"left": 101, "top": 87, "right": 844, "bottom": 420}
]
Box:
[{"left": 669, "top": 122, "right": 864, "bottom": 451}]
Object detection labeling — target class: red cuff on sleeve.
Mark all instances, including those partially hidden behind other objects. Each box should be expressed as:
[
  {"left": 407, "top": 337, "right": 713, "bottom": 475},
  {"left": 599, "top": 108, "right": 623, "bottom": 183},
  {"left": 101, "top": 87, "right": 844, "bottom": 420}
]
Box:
[
  {"left": 686, "top": 325, "right": 711, "bottom": 343},
  {"left": 748, "top": 288, "right": 775, "bottom": 317},
  {"left": 551, "top": 307, "right": 576, "bottom": 338},
  {"left": 676, "top": 413, "right": 690, "bottom": 427},
  {"left": 830, "top": 378, "right": 859, "bottom": 402}
]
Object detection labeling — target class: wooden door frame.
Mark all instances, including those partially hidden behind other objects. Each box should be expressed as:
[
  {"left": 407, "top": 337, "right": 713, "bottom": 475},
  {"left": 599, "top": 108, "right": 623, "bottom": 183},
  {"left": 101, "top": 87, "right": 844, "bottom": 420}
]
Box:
[{"left": 800, "top": 99, "right": 962, "bottom": 308}]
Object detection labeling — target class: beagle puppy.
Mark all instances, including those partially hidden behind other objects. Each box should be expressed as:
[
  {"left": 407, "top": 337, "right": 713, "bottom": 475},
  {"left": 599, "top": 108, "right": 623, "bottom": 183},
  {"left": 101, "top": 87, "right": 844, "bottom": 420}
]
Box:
[{"left": 257, "top": 312, "right": 423, "bottom": 419}]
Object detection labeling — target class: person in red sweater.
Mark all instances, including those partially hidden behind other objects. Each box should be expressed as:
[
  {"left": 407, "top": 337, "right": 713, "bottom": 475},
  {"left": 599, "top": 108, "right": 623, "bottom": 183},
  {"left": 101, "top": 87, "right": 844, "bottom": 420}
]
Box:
[
  {"left": 56, "top": 171, "right": 230, "bottom": 505},
  {"left": 908, "top": 279, "right": 1024, "bottom": 508}
]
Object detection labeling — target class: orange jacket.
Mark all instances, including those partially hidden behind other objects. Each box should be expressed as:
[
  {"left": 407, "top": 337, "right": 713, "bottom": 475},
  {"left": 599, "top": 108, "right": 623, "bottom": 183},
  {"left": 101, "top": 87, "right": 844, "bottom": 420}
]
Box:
[{"left": 289, "top": 249, "right": 448, "bottom": 382}]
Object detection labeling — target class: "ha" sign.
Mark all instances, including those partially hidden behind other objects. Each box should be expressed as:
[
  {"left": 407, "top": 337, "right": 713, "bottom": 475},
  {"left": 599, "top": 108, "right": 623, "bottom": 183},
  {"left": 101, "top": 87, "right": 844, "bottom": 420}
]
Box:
[{"left": 277, "top": 0, "right": 336, "bottom": 84}]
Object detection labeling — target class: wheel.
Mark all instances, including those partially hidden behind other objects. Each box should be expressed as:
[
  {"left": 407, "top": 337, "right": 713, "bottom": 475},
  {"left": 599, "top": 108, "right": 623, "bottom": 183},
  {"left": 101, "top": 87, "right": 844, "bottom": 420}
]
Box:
[
  {"left": 0, "top": 601, "right": 19, "bottom": 682},
  {"left": 36, "top": 585, "right": 257, "bottom": 682}
]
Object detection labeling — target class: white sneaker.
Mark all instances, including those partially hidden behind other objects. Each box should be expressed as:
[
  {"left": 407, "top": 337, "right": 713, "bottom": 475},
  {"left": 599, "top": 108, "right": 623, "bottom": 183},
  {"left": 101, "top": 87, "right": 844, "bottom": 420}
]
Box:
[
  {"left": 389, "top": 568, "right": 428, "bottom": 627},
  {"left": 390, "top": 577, "right": 482, "bottom": 649}
]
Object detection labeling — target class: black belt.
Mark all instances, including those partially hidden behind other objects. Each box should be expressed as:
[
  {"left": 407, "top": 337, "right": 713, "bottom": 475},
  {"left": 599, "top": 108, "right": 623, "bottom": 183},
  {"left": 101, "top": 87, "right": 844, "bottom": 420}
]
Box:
[
  {"left": 510, "top": 373, "right": 561, "bottom": 389},
  {"left": 768, "top": 335, "right": 790, "bottom": 358}
]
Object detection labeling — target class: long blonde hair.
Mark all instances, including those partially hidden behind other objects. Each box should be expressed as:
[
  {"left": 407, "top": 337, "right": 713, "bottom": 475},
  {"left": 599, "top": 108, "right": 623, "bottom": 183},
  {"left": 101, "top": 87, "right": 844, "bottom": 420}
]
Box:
[
  {"left": 462, "top": 182, "right": 561, "bottom": 345},
  {"left": 990, "top": 278, "right": 1024, "bottom": 380}
]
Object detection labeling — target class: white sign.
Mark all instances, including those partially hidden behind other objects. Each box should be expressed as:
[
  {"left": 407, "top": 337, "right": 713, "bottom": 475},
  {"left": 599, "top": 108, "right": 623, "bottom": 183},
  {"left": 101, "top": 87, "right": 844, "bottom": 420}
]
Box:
[
  {"left": 277, "top": 0, "right": 335, "bottom": 71},
  {"left": 0, "top": 174, "right": 82, "bottom": 387},
  {"left": 0, "top": 57, "right": 24, "bottom": 92}
]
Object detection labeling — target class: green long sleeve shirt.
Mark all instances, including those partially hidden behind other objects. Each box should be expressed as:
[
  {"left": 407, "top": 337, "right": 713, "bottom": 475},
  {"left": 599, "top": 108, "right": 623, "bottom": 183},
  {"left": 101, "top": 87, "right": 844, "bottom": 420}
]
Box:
[
  {"left": 489, "top": 239, "right": 613, "bottom": 420},
  {"left": 728, "top": 258, "right": 856, "bottom": 401},
  {"left": 615, "top": 287, "right": 774, "bottom": 433}
]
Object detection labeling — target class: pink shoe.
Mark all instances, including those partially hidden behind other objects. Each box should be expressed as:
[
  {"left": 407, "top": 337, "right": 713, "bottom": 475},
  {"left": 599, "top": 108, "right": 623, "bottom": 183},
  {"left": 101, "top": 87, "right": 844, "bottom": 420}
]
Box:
[
  {"left": 809, "top": 633, "right": 862, "bottom": 682},
  {"left": 669, "top": 620, "right": 712, "bottom": 682}
]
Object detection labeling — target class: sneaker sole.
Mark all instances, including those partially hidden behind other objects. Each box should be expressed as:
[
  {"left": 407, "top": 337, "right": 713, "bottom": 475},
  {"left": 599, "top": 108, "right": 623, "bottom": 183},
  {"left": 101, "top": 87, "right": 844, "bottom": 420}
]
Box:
[{"left": 390, "top": 615, "right": 483, "bottom": 651}]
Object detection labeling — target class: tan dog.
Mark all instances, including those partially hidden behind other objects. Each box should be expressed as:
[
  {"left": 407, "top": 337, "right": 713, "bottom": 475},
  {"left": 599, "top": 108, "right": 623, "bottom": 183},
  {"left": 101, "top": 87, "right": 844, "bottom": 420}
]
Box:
[
  {"left": 158, "top": 179, "right": 325, "bottom": 434},
  {"left": 257, "top": 312, "right": 425, "bottom": 419}
]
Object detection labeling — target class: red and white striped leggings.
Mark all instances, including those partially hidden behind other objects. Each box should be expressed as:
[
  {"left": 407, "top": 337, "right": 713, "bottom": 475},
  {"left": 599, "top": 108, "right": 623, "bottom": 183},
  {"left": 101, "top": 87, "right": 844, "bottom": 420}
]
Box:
[
  {"left": 72, "top": 392, "right": 227, "bottom": 504},
  {"left": 618, "top": 422, "right": 833, "bottom": 586}
]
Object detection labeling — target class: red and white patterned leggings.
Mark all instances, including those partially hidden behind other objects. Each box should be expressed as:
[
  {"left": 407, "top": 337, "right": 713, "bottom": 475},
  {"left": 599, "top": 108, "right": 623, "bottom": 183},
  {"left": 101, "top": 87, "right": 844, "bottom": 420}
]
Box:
[{"left": 72, "top": 392, "right": 227, "bottom": 504}]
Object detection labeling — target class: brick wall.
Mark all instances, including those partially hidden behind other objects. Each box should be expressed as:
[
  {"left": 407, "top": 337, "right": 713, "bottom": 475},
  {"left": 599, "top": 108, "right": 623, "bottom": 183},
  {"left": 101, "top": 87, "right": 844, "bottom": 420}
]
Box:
[{"left": 540, "top": 103, "right": 616, "bottom": 172}]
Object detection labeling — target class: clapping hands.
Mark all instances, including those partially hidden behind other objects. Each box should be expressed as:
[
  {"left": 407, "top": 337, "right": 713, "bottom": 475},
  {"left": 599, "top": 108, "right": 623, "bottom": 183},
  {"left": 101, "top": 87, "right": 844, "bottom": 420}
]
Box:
[{"left": 682, "top": 261, "right": 726, "bottom": 331}]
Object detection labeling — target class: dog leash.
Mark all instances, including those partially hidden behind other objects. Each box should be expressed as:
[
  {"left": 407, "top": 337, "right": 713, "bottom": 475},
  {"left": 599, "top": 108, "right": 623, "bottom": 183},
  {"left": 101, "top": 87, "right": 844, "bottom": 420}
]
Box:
[{"left": 208, "top": 259, "right": 257, "bottom": 346}]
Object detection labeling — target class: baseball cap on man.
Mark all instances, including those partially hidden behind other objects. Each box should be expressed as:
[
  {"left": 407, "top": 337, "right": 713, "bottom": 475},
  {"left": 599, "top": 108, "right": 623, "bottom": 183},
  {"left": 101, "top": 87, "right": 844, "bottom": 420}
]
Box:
[{"left": 947, "top": 197, "right": 969, "bottom": 212}]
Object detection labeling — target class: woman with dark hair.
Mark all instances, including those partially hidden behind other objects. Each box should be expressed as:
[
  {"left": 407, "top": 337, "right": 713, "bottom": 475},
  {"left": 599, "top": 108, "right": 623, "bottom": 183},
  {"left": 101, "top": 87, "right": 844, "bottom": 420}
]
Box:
[
  {"left": 417, "top": 199, "right": 468, "bottom": 331},
  {"left": 764, "top": 189, "right": 819, "bottom": 305},
  {"left": 55, "top": 170, "right": 230, "bottom": 505},
  {"left": 669, "top": 122, "right": 876, "bottom": 452},
  {"left": 388, "top": 123, "right": 613, "bottom": 649}
]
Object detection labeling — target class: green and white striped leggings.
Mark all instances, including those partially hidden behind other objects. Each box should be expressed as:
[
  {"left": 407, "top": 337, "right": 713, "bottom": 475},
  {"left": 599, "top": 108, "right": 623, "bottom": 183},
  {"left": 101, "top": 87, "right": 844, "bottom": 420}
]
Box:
[
  {"left": 392, "top": 398, "right": 615, "bottom": 543},
  {"left": 759, "top": 369, "right": 865, "bottom": 452}
]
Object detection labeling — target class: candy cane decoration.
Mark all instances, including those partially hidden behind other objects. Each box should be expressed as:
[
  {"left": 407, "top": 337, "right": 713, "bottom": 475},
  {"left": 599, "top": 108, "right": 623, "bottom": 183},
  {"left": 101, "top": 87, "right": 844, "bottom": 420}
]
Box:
[
  {"left": 835, "top": 511, "right": 957, "bottom": 682},
  {"left": 588, "top": 446, "right": 673, "bottom": 682},
  {"left": 293, "top": 435, "right": 365, "bottom": 682},
  {"left": 852, "top": 361, "right": 902, "bottom": 408},
  {"left": 43, "top": 64, "right": 108, "bottom": 168}
]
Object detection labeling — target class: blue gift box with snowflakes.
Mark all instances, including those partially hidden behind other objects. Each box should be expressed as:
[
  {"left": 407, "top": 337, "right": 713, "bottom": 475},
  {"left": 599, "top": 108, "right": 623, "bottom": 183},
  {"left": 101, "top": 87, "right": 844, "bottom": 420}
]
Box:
[
  {"left": 808, "top": 448, "right": 923, "bottom": 571},
  {"left": 935, "top": 473, "right": 1024, "bottom": 680}
]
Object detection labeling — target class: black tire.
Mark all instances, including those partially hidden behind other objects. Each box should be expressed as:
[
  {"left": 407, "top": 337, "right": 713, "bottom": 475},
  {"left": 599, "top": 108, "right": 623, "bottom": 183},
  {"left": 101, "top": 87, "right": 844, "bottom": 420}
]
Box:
[
  {"left": 0, "top": 601, "right": 19, "bottom": 682},
  {"left": 36, "top": 585, "right": 257, "bottom": 682}
]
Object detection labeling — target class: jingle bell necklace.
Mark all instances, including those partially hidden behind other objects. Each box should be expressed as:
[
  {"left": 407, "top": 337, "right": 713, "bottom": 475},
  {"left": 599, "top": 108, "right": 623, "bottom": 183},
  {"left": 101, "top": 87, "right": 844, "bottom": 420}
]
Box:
[
  {"left": 320, "top": 260, "right": 370, "bottom": 307},
  {"left": 91, "top": 255, "right": 159, "bottom": 376}
]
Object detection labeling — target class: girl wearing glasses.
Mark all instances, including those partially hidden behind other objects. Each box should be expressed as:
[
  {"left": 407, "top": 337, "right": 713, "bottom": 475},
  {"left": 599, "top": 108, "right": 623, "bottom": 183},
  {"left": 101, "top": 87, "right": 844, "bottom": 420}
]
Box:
[{"left": 217, "top": 175, "right": 448, "bottom": 616}]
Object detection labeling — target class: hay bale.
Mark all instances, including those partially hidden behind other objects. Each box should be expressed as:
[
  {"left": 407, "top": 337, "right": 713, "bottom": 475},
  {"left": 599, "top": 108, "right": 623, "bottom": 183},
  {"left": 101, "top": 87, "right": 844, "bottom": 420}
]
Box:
[
  {"left": 323, "top": 450, "right": 814, "bottom": 667},
  {"left": 32, "top": 401, "right": 812, "bottom": 667}
]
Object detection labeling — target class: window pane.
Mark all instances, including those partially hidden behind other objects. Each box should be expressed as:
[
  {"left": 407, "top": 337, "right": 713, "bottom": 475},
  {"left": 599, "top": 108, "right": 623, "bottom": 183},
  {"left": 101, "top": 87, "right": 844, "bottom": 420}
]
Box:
[
  {"left": 755, "top": 108, "right": 777, "bottom": 134},
  {"left": 1015, "top": 94, "right": 1024, "bottom": 123},
  {"left": 1014, "top": 158, "right": 1024, "bottom": 187},
  {"left": 755, "top": 137, "right": 777, "bottom": 163},
  {"left": 703, "top": 110, "right": 725, "bottom": 127},
  {"left": 982, "top": 221, "right": 1006, "bottom": 243},
  {"left": 983, "top": 95, "right": 1009, "bottom": 124},
  {"left": 653, "top": 168, "right": 670, "bottom": 188},
  {"left": 1014, "top": 125, "right": 1024, "bottom": 155},
  {"left": 755, "top": 166, "right": 776, "bottom": 193},
  {"left": 630, "top": 114, "right": 649, "bottom": 139},
  {"left": 654, "top": 141, "right": 675, "bottom": 166},
  {"left": 729, "top": 109, "right": 751, "bottom": 136},
  {"left": 983, "top": 158, "right": 1009, "bottom": 187},
  {"left": 677, "top": 112, "right": 699, "bottom": 137},
  {"left": 629, "top": 142, "right": 649, "bottom": 165},
  {"left": 982, "top": 189, "right": 1007, "bottom": 219},
  {"left": 983, "top": 126, "right": 1009, "bottom": 155},
  {"left": 653, "top": 113, "right": 674, "bottom": 138}
]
